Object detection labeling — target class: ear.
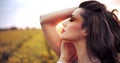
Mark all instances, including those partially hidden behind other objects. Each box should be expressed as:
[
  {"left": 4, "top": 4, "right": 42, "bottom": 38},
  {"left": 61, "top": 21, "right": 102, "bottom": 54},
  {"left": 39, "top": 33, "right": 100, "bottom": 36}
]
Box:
[{"left": 83, "top": 29, "right": 88, "bottom": 37}]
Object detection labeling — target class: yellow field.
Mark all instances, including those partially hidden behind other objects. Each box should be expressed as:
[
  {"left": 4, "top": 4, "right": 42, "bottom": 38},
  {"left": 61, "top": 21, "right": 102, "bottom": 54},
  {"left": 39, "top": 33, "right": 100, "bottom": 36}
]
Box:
[{"left": 0, "top": 29, "right": 58, "bottom": 63}]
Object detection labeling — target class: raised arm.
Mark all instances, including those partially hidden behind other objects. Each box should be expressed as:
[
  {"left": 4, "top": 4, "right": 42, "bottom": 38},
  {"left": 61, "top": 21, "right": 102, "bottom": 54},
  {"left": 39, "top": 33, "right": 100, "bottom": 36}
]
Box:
[{"left": 40, "top": 7, "right": 77, "bottom": 57}]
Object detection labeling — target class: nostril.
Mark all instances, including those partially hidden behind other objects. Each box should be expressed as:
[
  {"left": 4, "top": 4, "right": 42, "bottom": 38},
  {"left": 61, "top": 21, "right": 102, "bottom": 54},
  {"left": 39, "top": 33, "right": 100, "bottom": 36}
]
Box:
[
  {"left": 62, "top": 23, "right": 66, "bottom": 27},
  {"left": 62, "top": 19, "right": 68, "bottom": 27}
]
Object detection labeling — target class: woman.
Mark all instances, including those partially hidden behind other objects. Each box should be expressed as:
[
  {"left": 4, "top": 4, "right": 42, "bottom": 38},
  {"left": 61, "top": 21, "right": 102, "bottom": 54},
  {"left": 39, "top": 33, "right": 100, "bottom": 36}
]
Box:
[{"left": 40, "top": 0, "right": 120, "bottom": 63}]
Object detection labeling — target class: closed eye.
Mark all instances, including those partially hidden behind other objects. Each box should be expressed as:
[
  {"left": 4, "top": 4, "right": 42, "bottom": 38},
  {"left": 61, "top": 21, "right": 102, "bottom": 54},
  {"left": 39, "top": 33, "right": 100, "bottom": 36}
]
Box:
[
  {"left": 69, "top": 16, "right": 75, "bottom": 22},
  {"left": 69, "top": 18, "right": 74, "bottom": 22}
]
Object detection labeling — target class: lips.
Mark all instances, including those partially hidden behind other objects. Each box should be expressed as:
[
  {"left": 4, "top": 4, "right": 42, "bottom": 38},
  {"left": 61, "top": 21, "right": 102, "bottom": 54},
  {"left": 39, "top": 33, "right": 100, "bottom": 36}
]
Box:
[{"left": 61, "top": 29, "right": 65, "bottom": 33}]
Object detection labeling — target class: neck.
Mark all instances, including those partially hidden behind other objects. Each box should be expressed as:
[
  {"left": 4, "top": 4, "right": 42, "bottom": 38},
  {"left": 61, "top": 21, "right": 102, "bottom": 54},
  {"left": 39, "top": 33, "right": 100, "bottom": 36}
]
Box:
[{"left": 72, "top": 39, "right": 92, "bottom": 63}]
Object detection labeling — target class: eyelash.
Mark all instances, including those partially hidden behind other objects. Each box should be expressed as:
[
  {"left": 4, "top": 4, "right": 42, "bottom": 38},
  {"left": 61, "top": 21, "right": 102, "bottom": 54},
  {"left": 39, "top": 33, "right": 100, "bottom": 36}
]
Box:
[{"left": 69, "top": 18, "right": 74, "bottom": 22}]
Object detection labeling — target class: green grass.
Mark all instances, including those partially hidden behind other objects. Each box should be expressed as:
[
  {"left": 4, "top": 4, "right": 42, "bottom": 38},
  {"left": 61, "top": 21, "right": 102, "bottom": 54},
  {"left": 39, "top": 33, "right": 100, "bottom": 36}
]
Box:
[{"left": 0, "top": 29, "right": 58, "bottom": 63}]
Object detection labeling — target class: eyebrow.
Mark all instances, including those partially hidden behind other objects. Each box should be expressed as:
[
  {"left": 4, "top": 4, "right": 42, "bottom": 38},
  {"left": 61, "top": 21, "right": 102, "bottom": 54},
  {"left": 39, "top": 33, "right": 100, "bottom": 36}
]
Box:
[{"left": 70, "top": 15, "right": 75, "bottom": 18}]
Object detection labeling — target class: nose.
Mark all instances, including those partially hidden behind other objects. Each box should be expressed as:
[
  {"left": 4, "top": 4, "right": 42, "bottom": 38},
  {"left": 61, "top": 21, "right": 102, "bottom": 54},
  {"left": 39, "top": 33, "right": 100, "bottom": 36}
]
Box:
[
  {"left": 62, "top": 19, "right": 69, "bottom": 27},
  {"left": 62, "top": 22, "right": 66, "bottom": 27}
]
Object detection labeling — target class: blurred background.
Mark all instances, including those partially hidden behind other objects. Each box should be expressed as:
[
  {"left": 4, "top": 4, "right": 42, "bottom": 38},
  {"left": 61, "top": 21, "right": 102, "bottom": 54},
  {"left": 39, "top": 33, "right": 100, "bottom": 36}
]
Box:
[{"left": 0, "top": 0, "right": 120, "bottom": 63}]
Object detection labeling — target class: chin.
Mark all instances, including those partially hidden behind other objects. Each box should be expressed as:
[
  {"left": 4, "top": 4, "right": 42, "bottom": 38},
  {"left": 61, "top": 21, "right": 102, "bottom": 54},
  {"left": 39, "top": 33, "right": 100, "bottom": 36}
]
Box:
[
  {"left": 61, "top": 36, "right": 74, "bottom": 41},
  {"left": 61, "top": 34, "right": 79, "bottom": 41}
]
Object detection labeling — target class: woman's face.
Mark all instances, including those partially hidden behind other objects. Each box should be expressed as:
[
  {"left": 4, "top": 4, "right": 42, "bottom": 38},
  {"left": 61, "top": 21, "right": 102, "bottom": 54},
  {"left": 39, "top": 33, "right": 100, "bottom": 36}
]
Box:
[{"left": 61, "top": 8, "right": 87, "bottom": 41}]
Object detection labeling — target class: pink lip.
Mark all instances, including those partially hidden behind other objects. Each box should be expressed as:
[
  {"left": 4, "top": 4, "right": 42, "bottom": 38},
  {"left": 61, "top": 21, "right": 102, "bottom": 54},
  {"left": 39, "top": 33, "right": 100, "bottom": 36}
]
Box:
[{"left": 61, "top": 29, "right": 65, "bottom": 33}]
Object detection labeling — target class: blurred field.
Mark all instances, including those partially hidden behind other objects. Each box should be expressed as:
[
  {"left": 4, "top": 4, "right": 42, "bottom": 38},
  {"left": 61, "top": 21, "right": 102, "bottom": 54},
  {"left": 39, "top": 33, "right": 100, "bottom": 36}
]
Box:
[{"left": 0, "top": 29, "right": 58, "bottom": 63}]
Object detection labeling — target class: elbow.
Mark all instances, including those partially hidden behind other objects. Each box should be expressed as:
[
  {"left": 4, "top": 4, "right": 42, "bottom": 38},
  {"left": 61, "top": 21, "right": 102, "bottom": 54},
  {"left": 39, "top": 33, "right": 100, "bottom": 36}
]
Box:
[
  {"left": 40, "top": 15, "right": 56, "bottom": 26},
  {"left": 40, "top": 15, "right": 51, "bottom": 25},
  {"left": 40, "top": 15, "right": 45, "bottom": 25}
]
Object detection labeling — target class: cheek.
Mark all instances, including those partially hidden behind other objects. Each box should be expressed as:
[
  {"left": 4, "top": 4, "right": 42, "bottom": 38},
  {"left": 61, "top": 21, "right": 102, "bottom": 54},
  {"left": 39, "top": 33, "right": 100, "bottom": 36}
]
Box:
[
  {"left": 68, "top": 23, "right": 82, "bottom": 31},
  {"left": 61, "top": 23, "right": 84, "bottom": 40},
  {"left": 69, "top": 24, "right": 83, "bottom": 38}
]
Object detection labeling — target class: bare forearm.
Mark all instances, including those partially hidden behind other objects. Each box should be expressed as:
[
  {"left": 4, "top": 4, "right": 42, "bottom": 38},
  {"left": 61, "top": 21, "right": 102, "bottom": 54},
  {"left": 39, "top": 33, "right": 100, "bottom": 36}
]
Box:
[
  {"left": 40, "top": 7, "right": 77, "bottom": 57},
  {"left": 40, "top": 7, "right": 78, "bottom": 26}
]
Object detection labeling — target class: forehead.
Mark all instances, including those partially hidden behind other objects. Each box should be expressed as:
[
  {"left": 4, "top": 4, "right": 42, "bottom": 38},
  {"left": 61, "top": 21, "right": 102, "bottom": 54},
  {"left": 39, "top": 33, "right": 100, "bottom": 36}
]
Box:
[{"left": 71, "top": 8, "right": 84, "bottom": 18}]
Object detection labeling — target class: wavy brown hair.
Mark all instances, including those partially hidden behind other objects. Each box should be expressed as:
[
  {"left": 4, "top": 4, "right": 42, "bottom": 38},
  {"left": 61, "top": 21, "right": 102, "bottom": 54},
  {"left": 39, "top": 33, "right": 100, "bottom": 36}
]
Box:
[{"left": 79, "top": 0, "right": 120, "bottom": 63}]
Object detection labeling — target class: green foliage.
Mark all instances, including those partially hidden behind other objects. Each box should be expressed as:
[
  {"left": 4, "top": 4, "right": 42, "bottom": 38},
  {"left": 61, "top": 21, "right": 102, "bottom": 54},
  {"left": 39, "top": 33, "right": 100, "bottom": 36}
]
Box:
[{"left": 0, "top": 29, "right": 58, "bottom": 63}]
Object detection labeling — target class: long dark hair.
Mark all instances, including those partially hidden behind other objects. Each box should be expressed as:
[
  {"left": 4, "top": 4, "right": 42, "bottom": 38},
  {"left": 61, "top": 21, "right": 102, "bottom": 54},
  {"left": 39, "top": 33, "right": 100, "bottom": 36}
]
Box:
[{"left": 79, "top": 0, "right": 120, "bottom": 63}]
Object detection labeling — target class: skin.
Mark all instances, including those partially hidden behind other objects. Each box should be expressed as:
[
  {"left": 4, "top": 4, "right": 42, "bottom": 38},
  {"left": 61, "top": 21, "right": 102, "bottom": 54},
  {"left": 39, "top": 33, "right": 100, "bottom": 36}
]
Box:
[
  {"left": 40, "top": 8, "right": 92, "bottom": 63},
  {"left": 60, "top": 8, "right": 92, "bottom": 63},
  {"left": 40, "top": 7, "right": 77, "bottom": 57},
  {"left": 61, "top": 8, "right": 86, "bottom": 41}
]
